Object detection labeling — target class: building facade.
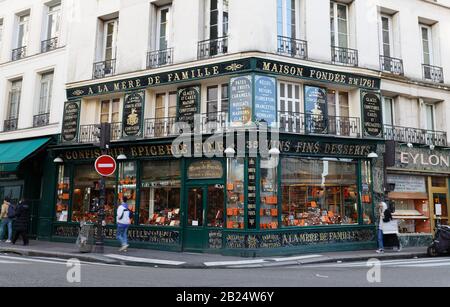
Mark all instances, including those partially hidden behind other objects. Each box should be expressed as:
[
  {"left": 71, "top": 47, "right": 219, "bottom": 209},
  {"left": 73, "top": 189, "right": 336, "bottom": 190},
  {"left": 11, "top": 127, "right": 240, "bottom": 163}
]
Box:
[{"left": 1, "top": 0, "right": 450, "bottom": 255}]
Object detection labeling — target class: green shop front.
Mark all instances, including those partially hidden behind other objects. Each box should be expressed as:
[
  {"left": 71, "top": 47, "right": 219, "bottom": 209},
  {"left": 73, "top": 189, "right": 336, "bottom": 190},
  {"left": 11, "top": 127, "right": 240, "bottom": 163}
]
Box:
[{"left": 42, "top": 56, "right": 384, "bottom": 255}]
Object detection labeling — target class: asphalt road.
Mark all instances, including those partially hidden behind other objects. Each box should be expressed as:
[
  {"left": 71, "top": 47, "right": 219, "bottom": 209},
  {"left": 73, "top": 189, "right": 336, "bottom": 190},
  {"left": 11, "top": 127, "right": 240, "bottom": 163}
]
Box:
[{"left": 0, "top": 253, "right": 449, "bottom": 287}]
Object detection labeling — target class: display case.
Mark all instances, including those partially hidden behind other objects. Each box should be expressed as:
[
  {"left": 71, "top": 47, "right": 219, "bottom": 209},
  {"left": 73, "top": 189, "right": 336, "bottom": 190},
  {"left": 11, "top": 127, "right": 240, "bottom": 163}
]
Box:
[
  {"left": 226, "top": 180, "right": 245, "bottom": 229},
  {"left": 260, "top": 159, "right": 278, "bottom": 229},
  {"left": 55, "top": 165, "right": 70, "bottom": 222}
]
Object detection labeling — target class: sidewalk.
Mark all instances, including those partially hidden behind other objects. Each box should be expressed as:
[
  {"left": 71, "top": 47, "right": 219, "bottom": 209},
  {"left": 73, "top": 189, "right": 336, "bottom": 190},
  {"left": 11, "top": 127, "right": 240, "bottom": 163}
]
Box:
[{"left": 0, "top": 240, "right": 429, "bottom": 269}]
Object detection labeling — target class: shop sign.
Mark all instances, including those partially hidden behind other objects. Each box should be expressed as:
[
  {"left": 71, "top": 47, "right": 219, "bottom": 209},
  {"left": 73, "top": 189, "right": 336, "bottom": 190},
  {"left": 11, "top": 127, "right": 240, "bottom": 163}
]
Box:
[
  {"left": 361, "top": 91, "right": 383, "bottom": 138},
  {"left": 122, "top": 90, "right": 145, "bottom": 137},
  {"left": 230, "top": 75, "right": 253, "bottom": 126},
  {"left": 390, "top": 145, "right": 450, "bottom": 173},
  {"left": 177, "top": 86, "right": 200, "bottom": 126},
  {"left": 304, "top": 86, "right": 328, "bottom": 134},
  {"left": 387, "top": 175, "right": 426, "bottom": 193},
  {"left": 187, "top": 160, "right": 223, "bottom": 179},
  {"left": 247, "top": 158, "right": 257, "bottom": 229},
  {"left": 61, "top": 100, "right": 81, "bottom": 142},
  {"left": 254, "top": 75, "right": 277, "bottom": 127}
]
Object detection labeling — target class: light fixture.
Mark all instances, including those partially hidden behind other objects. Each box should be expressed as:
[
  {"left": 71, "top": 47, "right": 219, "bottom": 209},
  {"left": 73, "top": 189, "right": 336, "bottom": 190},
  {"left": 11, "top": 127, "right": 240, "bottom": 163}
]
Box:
[
  {"left": 224, "top": 147, "right": 236, "bottom": 157},
  {"left": 268, "top": 147, "right": 281, "bottom": 156},
  {"left": 368, "top": 152, "right": 379, "bottom": 159},
  {"left": 407, "top": 143, "right": 413, "bottom": 148},
  {"left": 117, "top": 154, "right": 128, "bottom": 161},
  {"left": 53, "top": 157, "right": 64, "bottom": 164},
  {"left": 430, "top": 145, "right": 436, "bottom": 151}
]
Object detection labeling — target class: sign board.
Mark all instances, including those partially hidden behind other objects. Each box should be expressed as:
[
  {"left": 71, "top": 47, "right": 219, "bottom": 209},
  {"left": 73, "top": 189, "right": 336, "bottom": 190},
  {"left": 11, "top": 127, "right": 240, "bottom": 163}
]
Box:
[
  {"left": 304, "top": 86, "right": 327, "bottom": 134},
  {"left": 61, "top": 100, "right": 81, "bottom": 142},
  {"left": 230, "top": 75, "right": 253, "bottom": 126},
  {"left": 435, "top": 204, "right": 442, "bottom": 216},
  {"left": 188, "top": 160, "right": 223, "bottom": 180},
  {"left": 361, "top": 91, "right": 383, "bottom": 138},
  {"left": 94, "top": 155, "right": 117, "bottom": 177},
  {"left": 247, "top": 158, "right": 257, "bottom": 229},
  {"left": 177, "top": 86, "right": 200, "bottom": 127},
  {"left": 122, "top": 90, "right": 145, "bottom": 137},
  {"left": 387, "top": 175, "right": 427, "bottom": 193},
  {"left": 254, "top": 75, "right": 277, "bottom": 127}
]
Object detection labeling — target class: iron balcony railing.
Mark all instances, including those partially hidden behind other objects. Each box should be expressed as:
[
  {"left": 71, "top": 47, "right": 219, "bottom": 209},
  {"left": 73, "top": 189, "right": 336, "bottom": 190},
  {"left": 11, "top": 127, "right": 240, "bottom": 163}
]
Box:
[
  {"left": 380, "top": 55, "right": 404, "bottom": 75},
  {"left": 147, "top": 48, "right": 173, "bottom": 69},
  {"left": 331, "top": 46, "right": 358, "bottom": 66},
  {"left": 4, "top": 118, "right": 18, "bottom": 132},
  {"left": 277, "top": 36, "right": 308, "bottom": 59},
  {"left": 11, "top": 46, "right": 27, "bottom": 61},
  {"left": 92, "top": 59, "right": 116, "bottom": 79},
  {"left": 144, "top": 117, "right": 179, "bottom": 138},
  {"left": 384, "top": 125, "right": 448, "bottom": 147},
  {"left": 423, "top": 64, "right": 444, "bottom": 84},
  {"left": 198, "top": 36, "right": 228, "bottom": 60},
  {"left": 78, "top": 122, "right": 122, "bottom": 144},
  {"left": 33, "top": 113, "right": 50, "bottom": 127},
  {"left": 278, "top": 112, "right": 361, "bottom": 138},
  {"left": 41, "top": 37, "right": 58, "bottom": 53}
]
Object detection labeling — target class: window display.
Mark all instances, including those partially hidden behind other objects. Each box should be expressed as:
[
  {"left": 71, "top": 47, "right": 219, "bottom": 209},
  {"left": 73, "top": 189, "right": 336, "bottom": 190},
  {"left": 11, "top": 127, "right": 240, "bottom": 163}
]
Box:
[
  {"left": 118, "top": 162, "right": 137, "bottom": 223},
  {"left": 207, "top": 185, "right": 224, "bottom": 228},
  {"left": 361, "top": 161, "right": 374, "bottom": 225},
  {"left": 260, "top": 158, "right": 278, "bottom": 229},
  {"left": 55, "top": 165, "right": 70, "bottom": 222},
  {"left": 226, "top": 158, "right": 245, "bottom": 229},
  {"left": 140, "top": 160, "right": 181, "bottom": 226},
  {"left": 71, "top": 164, "right": 116, "bottom": 224},
  {"left": 281, "top": 158, "right": 359, "bottom": 227}
]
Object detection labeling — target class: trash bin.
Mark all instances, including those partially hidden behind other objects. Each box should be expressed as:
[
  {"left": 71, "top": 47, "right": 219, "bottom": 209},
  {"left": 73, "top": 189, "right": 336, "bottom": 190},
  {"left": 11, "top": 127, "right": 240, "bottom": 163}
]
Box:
[{"left": 76, "top": 222, "right": 95, "bottom": 253}]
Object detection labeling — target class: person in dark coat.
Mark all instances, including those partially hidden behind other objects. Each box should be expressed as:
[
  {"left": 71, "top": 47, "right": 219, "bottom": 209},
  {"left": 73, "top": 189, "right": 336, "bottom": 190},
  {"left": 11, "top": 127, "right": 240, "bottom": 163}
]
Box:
[{"left": 12, "top": 199, "right": 30, "bottom": 246}]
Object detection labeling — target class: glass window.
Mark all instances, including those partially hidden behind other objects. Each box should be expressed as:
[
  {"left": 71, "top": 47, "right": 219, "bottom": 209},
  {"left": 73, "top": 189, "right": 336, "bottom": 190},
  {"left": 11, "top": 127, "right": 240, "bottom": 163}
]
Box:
[
  {"left": 330, "top": 2, "right": 348, "bottom": 48},
  {"left": 47, "top": 3, "right": 61, "bottom": 39},
  {"left": 104, "top": 19, "right": 118, "bottom": 61},
  {"left": 17, "top": 14, "right": 30, "bottom": 48},
  {"left": 100, "top": 98, "right": 120, "bottom": 123},
  {"left": 55, "top": 165, "right": 70, "bottom": 222},
  {"left": 118, "top": 162, "right": 137, "bottom": 223},
  {"left": 158, "top": 7, "right": 170, "bottom": 50},
  {"left": 278, "top": 82, "right": 302, "bottom": 133},
  {"left": 381, "top": 16, "right": 391, "bottom": 57},
  {"left": 38, "top": 72, "right": 53, "bottom": 115},
  {"left": 281, "top": 158, "right": 359, "bottom": 227},
  {"left": 432, "top": 177, "right": 447, "bottom": 188},
  {"left": 426, "top": 104, "right": 435, "bottom": 131},
  {"left": 188, "top": 187, "right": 203, "bottom": 226},
  {"left": 208, "top": 0, "right": 228, "bottom": 39},
  {"left": 71, "top": 164, "right": 116, "bottom": 224},
  {"left": 0, "top": 19, "right": 4, "bottom": 47},
  {"left": 139, "top": 160, "right": 181, "bottom": 226},
  {"left": 260, "top": 158, "right": 279, "bottom": 229},
  {"left": 226, "top": 158, "right": 245, "bottom": 229},
  {"left": 421, "top": 25, "right": 432, "bottom": 65},
  {"left": 207, "top": 185, "right": 225, "bottom": 227},
  {"left": 383, "top": 97, "right": 394, "bottom": 126},
  {"left": 361, "top": 161, "right": 374, "bottom": 225},
  {"left": 8, "top": 80, "right": 22, "bottom": 119},
  {"left": 277, "top": 0, "right": 297, "bottom": 39}
]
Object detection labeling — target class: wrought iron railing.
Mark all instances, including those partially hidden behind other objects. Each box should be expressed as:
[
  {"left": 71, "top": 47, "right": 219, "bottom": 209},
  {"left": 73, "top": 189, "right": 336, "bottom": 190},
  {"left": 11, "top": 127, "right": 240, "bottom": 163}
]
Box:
[
  {"left": 423, "top": 64, "right": 444, "bottom": 83},
  {"left": 380, "top": 56, "right": 404, "bottom": 75},
  {"left": 278, "top": 112, "right": 361, "bottom": 138},
  {"left": 12, "top": 46, "right": 27, "bottom": 61},
  {"left": 147, "top": 48, "right": 173, "bottom": 69},
  {"left": 331, "top": 46, "right": 358, "bottom": 66},
  {"left": 33, "top": 113, "right": 50, "bottom": 127},
  {"left": 277, "top": 36, "right": 308, "bottom": 59},
  {"left": 4, "top": 118, "right": 18, "bottom": 132},
  {"left": 41, "top": 37, "right": 58, "bottom": 53},
  {"left": 78, "top": 122, "right": 122, "bottom": 144},
  {"left": 198, "top": 36, "right": 228, "bottom": 60},
  {"left": 384, "top": 125, "right": 448, "bottom": 147},
  {"left": 92, "top": 59, "right": 116, "bottom": 79},
  {"left": 144, "top": 117, "right": 179, "bottom": 138}
]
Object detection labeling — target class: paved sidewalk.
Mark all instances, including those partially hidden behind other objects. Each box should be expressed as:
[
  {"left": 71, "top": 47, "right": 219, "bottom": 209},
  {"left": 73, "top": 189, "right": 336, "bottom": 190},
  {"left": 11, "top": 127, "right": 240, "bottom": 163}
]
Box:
[{"left": 0, "top": 240, "right": 429, "bottom": 269}]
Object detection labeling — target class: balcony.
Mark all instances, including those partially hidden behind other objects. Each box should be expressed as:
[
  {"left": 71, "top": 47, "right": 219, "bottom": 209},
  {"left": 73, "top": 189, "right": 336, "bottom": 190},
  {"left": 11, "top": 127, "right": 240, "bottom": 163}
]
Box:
[
  {"left": 384, "top": 125, "right": 448, "bottom": 147},
  {"left": 33, "top": 113, "right": 50, "bottom": 127},
  {"left": 380, "top": 56, "right": 404, "bottom": 75},
  {"left": 279, "top": 112, "right": 361, "bottom": 138},
  {"left": 277, "top": 36, "right": 308, "bottom": 60},
  {"left": 11, "top": 47, "right": 27, "bottom": 61},
  {"left": 4, "top": 118, "right": 18, "bottom": 132},
  {"left": 423, "top": 64, "right": 444, "bottom": 84},
  {"left": 92, "top": 59, "right": 116, "bottom": 79},
  {"left": 147, "top": 48, "right": 174, "bottom": 69},
  {"left": 331, "top": 46, "right": 358, "bottom": 66},
  {"left": 78, "top": 122, "right": 122, "bottom": 144},
  {"left": 41, "top": 37, "right": 58, "bottom": 53},
  {"left": 198, "top": 36, "right": 228, "bottom": 60}
]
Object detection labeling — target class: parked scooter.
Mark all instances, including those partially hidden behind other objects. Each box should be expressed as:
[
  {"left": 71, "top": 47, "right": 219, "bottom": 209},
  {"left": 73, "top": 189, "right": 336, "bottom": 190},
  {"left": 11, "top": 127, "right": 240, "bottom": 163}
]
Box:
[{"left": 428, "top": 225, "right": 450, "bottom": 257}]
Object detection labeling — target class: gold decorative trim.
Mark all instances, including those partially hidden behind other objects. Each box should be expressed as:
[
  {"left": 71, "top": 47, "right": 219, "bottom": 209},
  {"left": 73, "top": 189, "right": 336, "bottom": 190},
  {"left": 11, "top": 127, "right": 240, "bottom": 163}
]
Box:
[{"left": 225, "top": 63, "right": 244, "bottom": 72}]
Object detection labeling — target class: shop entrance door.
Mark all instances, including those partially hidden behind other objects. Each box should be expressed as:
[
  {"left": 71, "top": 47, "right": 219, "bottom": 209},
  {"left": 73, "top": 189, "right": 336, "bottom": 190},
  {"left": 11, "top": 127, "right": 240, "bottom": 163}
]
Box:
[{"left": 183, "top": 184, "right": 225, "bottom": 251}]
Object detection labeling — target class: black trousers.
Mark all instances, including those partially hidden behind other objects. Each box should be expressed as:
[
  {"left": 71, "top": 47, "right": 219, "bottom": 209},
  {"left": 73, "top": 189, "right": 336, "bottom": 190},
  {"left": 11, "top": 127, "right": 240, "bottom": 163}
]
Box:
[{"left": 12, "top": 230, "right": 29, "bottom": 245}]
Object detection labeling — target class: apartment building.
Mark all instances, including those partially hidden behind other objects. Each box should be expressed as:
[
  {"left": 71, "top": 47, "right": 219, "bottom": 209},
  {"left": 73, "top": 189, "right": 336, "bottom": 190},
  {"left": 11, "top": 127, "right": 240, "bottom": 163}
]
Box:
[{"left": 1, "top": 0, "right": 449, "bottom": 254}]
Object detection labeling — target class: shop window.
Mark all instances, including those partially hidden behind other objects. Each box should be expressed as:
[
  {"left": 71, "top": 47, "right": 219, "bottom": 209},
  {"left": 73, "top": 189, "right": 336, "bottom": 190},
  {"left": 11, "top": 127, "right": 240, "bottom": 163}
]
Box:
[
  {"left": 281, "top": 157, "right": 359, "bottom": 227},
  {"left": 71, "top": 164, "right": 116, "bottom": 224},
  {"left": 260, "top": 158, "right": 279, "bottom": 229},
  {"left": 206, "top": 185, "right": 225, "bottom": 227},
  {"left": 431, "top": 177, "right": 446, "bottom": 188},
  {"left": 226, "top": 158, "right": 245, "bottom": 229},
  {"left": 139, "top": 160, "right": 181, "bottom": 226},
  {"left": 55, "top": 165, "right": 70, "bottom": 222},
  {"left": 361, "top": 161, "right": 374, "bottom": 225},
  {"left": 118, "top": 162, "right": 137, "bottom": 220}
]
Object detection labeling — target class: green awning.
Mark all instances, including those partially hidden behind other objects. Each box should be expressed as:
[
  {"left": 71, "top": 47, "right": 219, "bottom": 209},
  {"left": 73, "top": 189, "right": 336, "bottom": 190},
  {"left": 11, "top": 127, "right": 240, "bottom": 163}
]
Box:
[{"left": 0, "top": 137, "right": 51, "bottom": 173}]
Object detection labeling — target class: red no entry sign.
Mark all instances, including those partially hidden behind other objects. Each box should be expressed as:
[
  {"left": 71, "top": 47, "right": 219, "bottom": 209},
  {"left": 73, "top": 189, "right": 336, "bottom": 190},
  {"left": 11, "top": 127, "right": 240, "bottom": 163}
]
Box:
[{"left": 95, "top": 155, "right": 117, "bottom": 177}]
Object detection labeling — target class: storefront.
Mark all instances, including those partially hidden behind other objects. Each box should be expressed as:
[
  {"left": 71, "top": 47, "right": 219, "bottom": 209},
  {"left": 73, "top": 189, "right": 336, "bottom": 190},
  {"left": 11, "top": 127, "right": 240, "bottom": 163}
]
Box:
[{"left": 386, "top": 144, "right": 450, "bottom": 247}]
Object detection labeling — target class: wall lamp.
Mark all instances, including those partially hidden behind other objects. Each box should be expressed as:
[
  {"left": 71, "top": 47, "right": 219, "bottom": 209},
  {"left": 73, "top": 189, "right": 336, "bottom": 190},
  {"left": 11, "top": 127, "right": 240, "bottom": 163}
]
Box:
[
  {"left": 117, "top": 154, "right": 128, "bottom": 161},
  {"left": 367, "top": 152, "right": 379, "bottom": 159},
  {"left": 224, "top": 146, "right": 236, "bottom": 157},
  {"left": 53, "top": 157, "right": 64, "bottom": 164}
]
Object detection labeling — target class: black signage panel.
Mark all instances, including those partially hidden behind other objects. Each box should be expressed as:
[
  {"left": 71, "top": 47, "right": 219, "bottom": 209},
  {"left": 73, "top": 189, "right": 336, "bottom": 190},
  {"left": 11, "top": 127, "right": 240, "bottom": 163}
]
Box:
[
  {"left": 247, "top": 158, "right": 257, "bottom": 229},
  {"left": 177, "top": 86, "right": 200, "bottom": 127},
  {"left": 61, "top": 100, "right": 81, "bottom": 142},
  {"left": 122, "top": 90, "right": 145, "bottom": 137},
  {"left": 304, "top": 86, "right": 328, "bottom": 134},
  {"left": 362, "top": 91, "right": 383, "bottom": 138}
]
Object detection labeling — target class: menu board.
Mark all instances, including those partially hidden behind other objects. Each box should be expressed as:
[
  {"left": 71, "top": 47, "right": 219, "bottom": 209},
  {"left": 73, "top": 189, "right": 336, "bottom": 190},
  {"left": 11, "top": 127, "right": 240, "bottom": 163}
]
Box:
[
  {"left": 122, "top": 91, "right": 145, "bottom": 137},
  {"left": 230, "top": 75, "right": 253, "bottom": 126},
  {"left": 362, "top": 91, "right": 383, "bottom": 138},
  {"left": 254, "top": 75, "right": 277, "bottom": 127},
  {"left": 177, "top": 86, "right": 200, "bottom": 127},
  {"left": 61, "top": 100, "right": 81, "bottom": 142},
  {"left": 304, "top": 86, "right": 327, "bottom": 134},
  {"left": 247, "top": 158, "right": 257, "bottom": 229}
]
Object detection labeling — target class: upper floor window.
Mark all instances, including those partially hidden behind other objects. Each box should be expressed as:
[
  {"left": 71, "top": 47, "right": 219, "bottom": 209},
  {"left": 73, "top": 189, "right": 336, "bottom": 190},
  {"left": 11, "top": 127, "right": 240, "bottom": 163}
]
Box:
[
  {"left": 100, "top": 98, "right": 120, "bottom": 124},
  {"left": 156, "top": 6, "right": 171, "bottom": 51},
  {"left": 207, "top": 0, "right": 229, "bottom": 40},
  {"left": 7, "top": 80, "right": 22, "bottom": 120},
  {"left": 103, "top": 19, "right": 118, "bottom": 61},
  {"left": 17, "top": 14, "right": 30, "bottom": 48},
  {"left": 0, "top": 19, "right": 4, "bottom": 48},
  {"left": 330, "top": 2, "right": 349, "bottom": 48},
  {"left": 420, "top": 24, "right": 433, "bottom": 65},
  {"left": 38, "top": 72, "right": 54, "bottom": 115},
  {"left": 277, "top": 0, "right": 299, "bottom": 39},
  {"left": 425, "top": 104, "right": 435, "bottom": 131},
  {"left": 46, "top": 3, "right": 61, "bottom": 40},
  {"left": 383, "top": 97, "right": 395, "bottom": 126},
  {"left": 380, "top": 15, "right": 393, "bottom": 58}
]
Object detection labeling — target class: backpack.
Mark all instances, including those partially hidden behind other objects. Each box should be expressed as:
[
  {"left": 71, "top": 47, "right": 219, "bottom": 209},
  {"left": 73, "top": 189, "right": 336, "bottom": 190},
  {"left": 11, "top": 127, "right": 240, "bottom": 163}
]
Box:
[
  {"left": 383, "top": 209, "right": 393, "bottom": 223},
  {"left": 7, "top": 204, "right": 15, "bottom": 219}
]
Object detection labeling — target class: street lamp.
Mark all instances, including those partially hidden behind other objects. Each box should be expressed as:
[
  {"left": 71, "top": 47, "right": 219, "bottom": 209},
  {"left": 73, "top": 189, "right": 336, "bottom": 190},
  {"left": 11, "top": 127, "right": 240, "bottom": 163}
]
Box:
[{"left": 53, "top": 157, "right": 64, "bottom": 164}]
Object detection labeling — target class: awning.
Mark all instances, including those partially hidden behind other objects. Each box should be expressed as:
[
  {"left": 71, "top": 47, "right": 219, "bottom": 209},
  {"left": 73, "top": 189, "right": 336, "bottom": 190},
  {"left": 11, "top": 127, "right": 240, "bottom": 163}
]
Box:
[{"left": 0, "top": 137, "right": 51, "bottom": 173}]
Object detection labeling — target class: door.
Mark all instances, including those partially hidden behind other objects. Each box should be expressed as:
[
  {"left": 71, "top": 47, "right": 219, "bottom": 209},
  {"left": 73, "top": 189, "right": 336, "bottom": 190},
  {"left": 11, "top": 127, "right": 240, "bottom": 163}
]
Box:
[{"left": 183, "top": 184, "right": 225, "bottom": 251}]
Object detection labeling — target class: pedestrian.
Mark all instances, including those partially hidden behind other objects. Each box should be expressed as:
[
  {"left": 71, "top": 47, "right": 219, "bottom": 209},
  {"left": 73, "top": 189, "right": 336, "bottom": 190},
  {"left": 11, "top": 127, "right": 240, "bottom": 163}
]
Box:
[
  {"left": 376, "top": 200, "right": 388, "bottom": 254},
  {"left": 12, "top": 199, "right": 30, "bottom": 246},
  {"left": 382, "top": 202, "right": 402, "bottom": 252},
  {"left": 0, "top": 198, "right": 13, "bottom": 243},
  {"left": 116, "top": 196, "right": 132, "bottom": 252}
]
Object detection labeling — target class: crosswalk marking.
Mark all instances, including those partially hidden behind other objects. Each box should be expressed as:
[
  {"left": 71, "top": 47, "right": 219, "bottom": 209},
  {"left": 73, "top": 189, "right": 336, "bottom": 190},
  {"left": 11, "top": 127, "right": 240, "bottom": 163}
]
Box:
[{"left": 304, "top": 257, "right": 450, "bottom": 269}]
